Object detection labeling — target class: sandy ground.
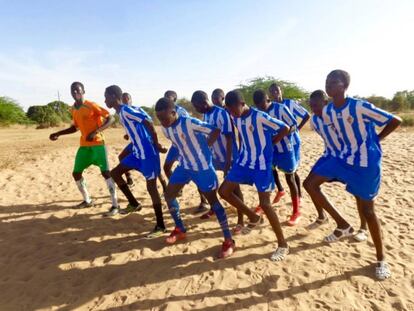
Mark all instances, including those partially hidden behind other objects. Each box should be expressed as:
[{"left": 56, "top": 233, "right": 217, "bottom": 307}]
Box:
[{"left": 0, "top": 126, "right": 413, "bottom": 311}]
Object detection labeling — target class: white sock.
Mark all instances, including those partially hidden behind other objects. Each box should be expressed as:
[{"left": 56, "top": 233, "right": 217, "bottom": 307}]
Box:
[
  {"left": 105, "top": 178, "right": 119, "bottom": 208},
  {"left": 76, "top": 178, "right": 92, "bottom": 203}
]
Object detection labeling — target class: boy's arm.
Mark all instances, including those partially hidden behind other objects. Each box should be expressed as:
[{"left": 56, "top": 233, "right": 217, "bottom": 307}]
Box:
[
  {"left": 143, "top": 119, "right": 167, "bottom": 153},
  {"left": 49, "top": 125, "right": 77, "bottom": 141},
  {"left": 272, "top": 124, "right": 289, "bottom": 145},
  {"left": 292, "top": 101, "right": 310, "bottom": 131},
  {"left": 207, "top": 128, "right": 221, "bottom": 147},
  {"left": 378, "top": 116, "right": 402, "bottom": 141},
  {"left": 86, "top": 115, "right": 114, "bottom": 141},
  {"left": 297, "top": 113, "right": 310, "bottom": 131},
  {"left": 224, "top": 134, "right": 233, "bottom": 174}
]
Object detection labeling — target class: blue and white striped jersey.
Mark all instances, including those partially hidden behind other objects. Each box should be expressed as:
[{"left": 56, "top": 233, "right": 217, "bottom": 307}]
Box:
[
  {"left": 266, "top": 102, "right": 297, "bottom": 153},
  {"left": 130, "top": 104, "right": 152, "bottom": 119},
  {"left": 175, "top": 104, "right": 190, "bottom": 117},
  {"left": 232, "top": 108, "right": 287, "bottom": 170},
  {"left": 203, "top": 105, "right": 238, "bottom": 163},
  {"left": 162, "top": 116, "right": 216, "bottom": 171},
  {"left": 119, "top": 105, "right": 157, "bottom": 160},
  {"left": 322, "top": 97, "right": 394, "bottom": 167},
  {"left": 311, "top": 114, "right": 342, "bottom": 158},
  {"left": 281, "top": 99, "right": 309, "bottom": 145}
]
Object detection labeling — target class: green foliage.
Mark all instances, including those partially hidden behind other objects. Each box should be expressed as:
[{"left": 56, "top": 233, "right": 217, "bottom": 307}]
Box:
[
  {"left": 362, "top": 96, "right": 391, "bottom": 109},
  {"left": 237, "top": 76, "right": 309, "bottom": 106},
  {"left": 401, "top": 114, "right": 414, "bottom": 127},
  {"left": 176, "top": 97, "right": 202, "bottom": 119},
  {"left": 0, "top": 97, "right": 31, "bottom": 125},
  {"left": 27, "top": 101, "right": 71, "bottom": 128}
]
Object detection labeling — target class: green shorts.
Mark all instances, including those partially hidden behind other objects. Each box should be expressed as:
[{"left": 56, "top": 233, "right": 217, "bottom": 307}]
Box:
[{"left": 73, "top": 145, "right": 110, "bottom": 173}]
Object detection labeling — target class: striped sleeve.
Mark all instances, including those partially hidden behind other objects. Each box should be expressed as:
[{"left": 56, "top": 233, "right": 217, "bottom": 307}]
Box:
[
  {"left": 291, "top": 100, "right": 309, "bottom": 119},
  {"left": 281, "top": 105, "right": 298, "bottom": 127},
  {"left": 123, "top": 106, "right": 147, "bottom": 123},
  {"left": 360, "top": 101, "right": 394, "bottom": 126},
  {"left": 260, "top": 112, "right": 286, "bottom": 134},
  {"left": 189, "top": 117, "right": 216, "bottom": 134},
  {"left": 220, "top": 110, "right": 233, "bottom": 135},
  {"left": 176, "top": 104, "right": 190, "bottom": 117}
]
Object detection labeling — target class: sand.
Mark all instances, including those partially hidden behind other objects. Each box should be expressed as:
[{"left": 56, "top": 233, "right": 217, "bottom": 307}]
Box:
[{"left": 0, "top": 126, "right": 413, "bottom": 311}]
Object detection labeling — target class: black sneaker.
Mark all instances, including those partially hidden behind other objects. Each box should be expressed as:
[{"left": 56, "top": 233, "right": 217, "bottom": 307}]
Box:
[
  {"left": 103, "top": 206, "right": 120, "bottom": 217},
  {"left": 126, "top": 177, "right": 135, "bottom": 188},
  {"left": 119, "top": 203, "right": 142, "bottom": 215},
  {"left": 146, "top": 226, "right": 167, "bottom": 239},
  {"left": 75, "top": 200, "right": 94, "bottom": 209}
]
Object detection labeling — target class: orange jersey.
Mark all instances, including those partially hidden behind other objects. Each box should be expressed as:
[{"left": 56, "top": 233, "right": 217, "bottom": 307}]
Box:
[{"left": 71, "top": 100, "right": 110, "bottom": 146}]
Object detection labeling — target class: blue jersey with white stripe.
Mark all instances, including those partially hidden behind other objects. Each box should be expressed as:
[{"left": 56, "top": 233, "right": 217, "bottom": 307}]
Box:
[
  {"left": 130, "top": 105, "right": 152, "bottom": 119},
  {"left": 266, "top": 102, "right": 297, "bottom": 153},
  {"left": 322, "top": 97, "right": 394, "bottom": 167},
  {"left": 175, "top": 104, "right": 190, "bottom": 117},
  {"left": 281, "top": 99, "right": 309, "bottom": 145},
  {"left": 233, "top": 108, "right": 287, "bottom": 170},
  {"left": 203, "top": 105, "right": 238, "bottom": 163},
  {"left": 311, "top": 114, "right": 342, "bottom": 158},
  {"left": 162, "top": 116, "right": 216, "bottom": 171},
  {"left": 119, "top": 105, "right": 157, "bottom": 160}
]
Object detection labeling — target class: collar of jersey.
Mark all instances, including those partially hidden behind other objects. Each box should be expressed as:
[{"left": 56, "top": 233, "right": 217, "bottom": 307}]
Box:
[{"left": 332, "top": 97, "right": 351, "bottom": 112}]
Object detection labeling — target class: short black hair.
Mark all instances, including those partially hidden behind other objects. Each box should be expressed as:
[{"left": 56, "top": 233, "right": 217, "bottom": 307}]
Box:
[
  {"left": 327, "top": 69, "right": 351, "bottom": 88},
  {"left": 225, "top": 90, "right": 244, "bottom": 106},
  {"left": 212, "top": 88, "right": 224, "bottom": 98},
  {"left": 71, "top": 81, "right": 84, "bottom": 91},
  {"left": 105, "top": 85, "right": 123, "bottom": 99},
  {"left": 253, "top": 89, "right": 267, "bottom": 105},
  {"left": 122, "top": 92, "right": 131, "bottom": 98},
  {"left": 155, "top": 97, "right": 175, "bottom": 112},
  {"left": 310, "top": 90, "right": 328, "bottom": 101},
  {"left": 269, "top": 82, "right": 280, "bottom": 90},
  {"left": 164, "top": 90, "right": 177, "bottom": 102},
  {"left": 191, "top": 90, "right": 208, "bottom": 104}
]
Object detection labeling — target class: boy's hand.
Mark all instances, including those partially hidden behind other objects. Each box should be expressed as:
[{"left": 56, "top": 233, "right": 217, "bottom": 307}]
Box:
[
  {"left": 157, "top": 143, "right": 168, "bottom": 153},
  {"left": 86, "top": 131, "right": 97, "bottom": 142},
  {"left": 49, "top": 133, "right": 59, "bottom": 141},
  {"left": 124, "top": 134, "right": 129, "bottom": 140}
]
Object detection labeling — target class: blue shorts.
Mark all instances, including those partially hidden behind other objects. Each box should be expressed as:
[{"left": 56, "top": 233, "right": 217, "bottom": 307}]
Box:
[
  {"left": 273, "top": 150, "right": 298, "bottom": 174},
  {"left": 312, "top": 157, "right": 381, "bottom": 200},
  {"left": 293, "top": 143, "right": 301, "bottom": 164},
  {"left": 165, "top": 146, "right": 180, "bottom": 164},
  {"left": 170, "top": 165, "right": 219, "bottom": 193},
  {"left": 121, "top": 153, "right": 161, "bottom": 180},
  {"left": 225, "top": 163, "right": 275, "bottom": 192}
]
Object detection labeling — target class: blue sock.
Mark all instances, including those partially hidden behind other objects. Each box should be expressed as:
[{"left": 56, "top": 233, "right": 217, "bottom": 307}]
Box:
[
  {"left": 211, "top": 202, "right": 232, "bottom": 240},
  {"left": 167, "top": 199, "right": 186, "bottom": 232}
]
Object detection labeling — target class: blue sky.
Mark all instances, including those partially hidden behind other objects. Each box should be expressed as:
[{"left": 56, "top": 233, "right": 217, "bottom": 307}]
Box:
[{"left": 0, "top": 0, "right": 413, "bottom": 109}]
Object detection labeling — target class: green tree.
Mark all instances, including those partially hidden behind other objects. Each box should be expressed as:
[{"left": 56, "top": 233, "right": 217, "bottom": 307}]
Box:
[
  {"left": 176, "top": 97, "right": 202, "bottom": 119},
  {"left": 26, "top": 105, "right": 60, "bottom": 128},
  {"left": 363, "top": 95, "right": 391, "bottom": 109},
  {"left": 0, "top": 97, "right": 30, "bottom": 125},
  {"left": 237, "top": 76, "right": 309, "bottom": 107},
  {"left": 391, "top": 92, "right": 409, "bottom": 111}
]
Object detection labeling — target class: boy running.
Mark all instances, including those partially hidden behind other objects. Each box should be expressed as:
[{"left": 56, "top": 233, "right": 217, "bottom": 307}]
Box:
[
  {"left": 268, "top": 83, "right": 310, "bottom": 204},
  {"left": 105, "top": 85, "right": 167, "bottom": 238},
  {"left": 303, "top": 70, "right": 401, "bottom": 279},
  {"left": 219, "top": 90, "right": 290, "bottom": 261},
  {"left": 155, "top": 96, "right": 235, "bottom": 258},
  {"left": 253, "top": 90, "right": 302, "bottom": 226},
  {"left": 49, "top": 82, "right": 118, "bottom": 212},
  {"left": 191, "top": 90, "right": 245, "bottom": 232}
]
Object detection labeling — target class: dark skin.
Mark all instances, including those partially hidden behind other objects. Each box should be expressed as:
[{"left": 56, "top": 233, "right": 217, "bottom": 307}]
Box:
[
  {"left": 192, "top": 97, "right": 245, "bottom": 224},
  {"left": 211, "top": 91, "right": 225, "bottom": 108},
  {"left": 254, "top": 95, "right": 299, "bottom": 210},
  {"left": 156, "top": 107, "right": 224, "bottom": 226},
  {"left": 305, "top": 74, "right": 401, "bottom": 261},
  {"left": 219, "top": 101, "right": 289, "bottom": 248},
  {"left": 49, "top": 84, "right": 114, "bottom": 180},
  {"left": 105, "top": 91, "right": 167, "bottom": 205}
]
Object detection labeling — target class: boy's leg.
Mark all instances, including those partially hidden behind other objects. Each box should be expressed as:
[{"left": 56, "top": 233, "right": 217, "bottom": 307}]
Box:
[
  {"left": 294, "top": 172, "right": 302, "bottom": 198},
  {"left": 303, "top": 172, "right": 328, "bottom": 230},
  {"left": 303, "top": 173, "right": 351, "bottom": 236},
  {"left": 259, "top": 191, "right": 289, "bottom": 261},
  {"left": 203, "top": 190, "right": 232, "bottom": 240},
  {"left": 119, "top": 144, "right": 133, "bottom": 185},
  {"left": 146, "top": 178, "right": 167, "bottom": 237},
  {"left": 219, "top": 180, "right": 260, "bottom": 224},
  {"left": 285, "top": 172, "right": 301, "bottom": 226},
  {"left": 359, "top": 198, "right": 384, "bottom": 260},
  {"left": 353, "top": 196, "right": 369, "bottom": 241},
  {"left": 272, "top": 168, "right": 285, "bottom": 195},
  {"left": 101, "top": 170, "right": 119, "bottom": 214},
  {"left": 110, "top": 163, "right": 141, "bottom": 209},
  {"left": 73, "top": 147, "right": 93, "bottom": 207},
  {"left": 233, "top": 185, "right": 245, "bottom": 227},
  {"left": 158, "top": 174, "right": 168, "bottom": 193},
  {"left": 164, "top": 182, "right": 187, "bottom": 243}
]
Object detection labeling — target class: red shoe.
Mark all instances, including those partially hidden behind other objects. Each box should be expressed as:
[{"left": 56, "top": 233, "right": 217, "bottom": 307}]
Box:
[
  {"left": 232, "top": 224, "right": 243, "bottom": 235},
  {"left": 218, "top": 239, "right": 235, "bottom": 258},
  {"left": 166, "top": 227, "right": 186, "bottom": 244},
  {"left": 254, "top": 205, "right": 264, "bottom": 215},
  {"left": 288, "top": 212, "right": 302, "bottom": 226},
  {"left": 272, "top": 190, "right": 286, "bottom": 204},
  {"left": 200, "top": 210, "right": 215, "bottom": 220}
]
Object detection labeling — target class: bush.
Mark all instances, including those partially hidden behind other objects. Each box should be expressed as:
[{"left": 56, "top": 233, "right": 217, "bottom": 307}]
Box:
[
  {"left": 401, "top": 115, "right": 414, "bottom": 127},
  {"left": 0, "top": 97, "right": 31, "bottom": 125},
  {"left": 27, "top": 101, "right": 71, "bottom": 128}
]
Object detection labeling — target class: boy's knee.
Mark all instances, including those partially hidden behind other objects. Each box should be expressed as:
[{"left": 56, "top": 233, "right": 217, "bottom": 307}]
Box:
[
  {"left": 218, "top": 184, "right": 229, "bottom": 199},
  {"left": 361, "top": 206, "right": 376, "bottom": 219}
]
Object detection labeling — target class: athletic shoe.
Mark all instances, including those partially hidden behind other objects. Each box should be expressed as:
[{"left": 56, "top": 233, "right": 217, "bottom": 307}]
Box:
[
  {"left": 232, "top": 224, "right": 243, "bottom": 235},
  {"left": 166, "top": 227, "right": 186, "bottom": 244},
  {"left": 200, "top": 209, "right": 215, "bottom": 220},
  {"left": 218, "top": 239, "right": 235, "bottom": 258},
  {"left": 146, "top": 226, "right": 167, "bottom": 239},
  {"left": 272, "top": 190, "right": 286, "bottom": 204},
  {"left": 76, "top": 200, "right": 94, "bottom": 209},
  {"left": 119, "top": 203, "right": 142, "bottom": 215},
  {"left": 126, "top": 177, "right": 135, "bottom": 188},
  {"left": 103, "top": 206, "right": 119, "bottom": 217},
  {"left": 254, "top": 205, "right": 264, "bottom": 215},
  {"left": 287, "top": 212, "right": 302, "bottom": 226}
]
